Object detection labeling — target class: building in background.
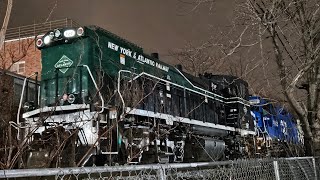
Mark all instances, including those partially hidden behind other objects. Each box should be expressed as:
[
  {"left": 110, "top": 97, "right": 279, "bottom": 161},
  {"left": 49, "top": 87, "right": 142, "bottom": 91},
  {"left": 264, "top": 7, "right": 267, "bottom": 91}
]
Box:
[{"left": 1, "top": 18, "right": 78, "bottom": 78}]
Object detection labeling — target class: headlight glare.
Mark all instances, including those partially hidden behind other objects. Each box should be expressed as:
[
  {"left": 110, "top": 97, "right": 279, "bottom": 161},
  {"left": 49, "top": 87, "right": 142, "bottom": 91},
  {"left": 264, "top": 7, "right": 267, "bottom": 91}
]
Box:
[
  {"left": 77, "top": 27, "right": 84, "bottom": 36},
  {"left": 54, "top": 29, "right": 61, "bottom": 37},
  {"left": 68, "top": 94, "right": 76, "bottom": 103},
  {"left": 36, "top": 39, "right": 43, "bottom": 47},
  {"left": 49, "top": 32, "right": 54, "bottom": 39},
  {"left": 43, "top": 35, "right": 51, "bottom": 45}
]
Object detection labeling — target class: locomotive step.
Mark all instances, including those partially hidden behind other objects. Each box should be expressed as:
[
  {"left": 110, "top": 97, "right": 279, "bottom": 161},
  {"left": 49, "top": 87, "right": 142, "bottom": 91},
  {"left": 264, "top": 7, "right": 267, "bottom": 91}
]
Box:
[
  {"left": 101, "top": 152, "right": 119, "bottom": 155},
  {"left": 163, "top": 152, "right": 175, "bottom": 156}
]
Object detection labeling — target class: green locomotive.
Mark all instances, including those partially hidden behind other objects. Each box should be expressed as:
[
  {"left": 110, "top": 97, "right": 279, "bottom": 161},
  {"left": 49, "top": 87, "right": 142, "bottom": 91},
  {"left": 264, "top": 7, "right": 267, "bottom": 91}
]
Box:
[{"left": 21, "top": 26, "right": 255, "bottom": 167}]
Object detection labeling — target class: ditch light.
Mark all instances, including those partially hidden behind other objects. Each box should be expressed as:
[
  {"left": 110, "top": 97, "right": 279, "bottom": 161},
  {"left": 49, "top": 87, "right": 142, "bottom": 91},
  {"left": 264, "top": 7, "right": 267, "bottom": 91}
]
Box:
[{"left": 61, "top": 93, "right": 77, "bottom": 105}]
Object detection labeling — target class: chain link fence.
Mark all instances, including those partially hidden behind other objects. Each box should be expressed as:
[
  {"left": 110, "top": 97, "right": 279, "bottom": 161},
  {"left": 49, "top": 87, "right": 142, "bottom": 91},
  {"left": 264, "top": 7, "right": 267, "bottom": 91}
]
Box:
[{"left": 0, "top": 157, "right": 318, "bottom": 179}]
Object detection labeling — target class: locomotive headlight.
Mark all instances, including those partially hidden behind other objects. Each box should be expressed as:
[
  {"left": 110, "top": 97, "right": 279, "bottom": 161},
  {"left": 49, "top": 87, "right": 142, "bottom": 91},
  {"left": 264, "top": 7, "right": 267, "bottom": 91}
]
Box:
[
  {"left": 77, "top": 27, "right": 84, "bottom": 36},
  {"left": 249, "top": 99, "right": 260, "bottom": 105},
  {"left": 54, "top": 29, "right": 61, "bottom": 37},
  {"left": 23, "top": 102, "right": 31, "bottom": 111},
  {"left": 63, "top": 29, "right": 76, "bottom": 38},
  {"left": 23, "top": 101, "right": 35, "bottom": 111},
  {"left": 43, "top": 35, "right": 51, "bottom": 45},
  {"left": 36, "top": 38, "right": 43, "bottom": 47},
  {"left": 68, "top": 94, "right": 76, "bottom": 103},
  {"left": 49, "top": 31, "right": 54, "bottom": 39}
]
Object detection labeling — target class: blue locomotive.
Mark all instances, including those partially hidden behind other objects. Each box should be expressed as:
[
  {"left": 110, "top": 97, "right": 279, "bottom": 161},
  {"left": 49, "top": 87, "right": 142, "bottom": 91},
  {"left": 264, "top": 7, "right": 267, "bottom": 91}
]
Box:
[{"left": 250, "top": 96, "right": 304, "bottom": 157}]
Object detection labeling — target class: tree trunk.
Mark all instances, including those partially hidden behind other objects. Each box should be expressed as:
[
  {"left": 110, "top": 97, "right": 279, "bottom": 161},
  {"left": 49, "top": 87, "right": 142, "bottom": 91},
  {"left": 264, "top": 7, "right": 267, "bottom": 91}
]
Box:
[
  {"left": 311, "top": 120, "right": 320, "bottom": 156},
  {"left": 0, "top": 0, "right": 13, "bottom": 50},
  {"left": 304, "top": 134, "right": 314, "bottom": 156}
]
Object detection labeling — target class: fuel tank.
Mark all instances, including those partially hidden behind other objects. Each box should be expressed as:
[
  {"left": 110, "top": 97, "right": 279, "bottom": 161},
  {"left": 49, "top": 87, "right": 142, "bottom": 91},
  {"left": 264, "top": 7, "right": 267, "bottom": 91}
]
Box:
[
  {"left": 184, "top": 137, "right": 225, "bottom": 161},
  {"left": 192, "top": 125, "right": 229, "bottom": 137}
]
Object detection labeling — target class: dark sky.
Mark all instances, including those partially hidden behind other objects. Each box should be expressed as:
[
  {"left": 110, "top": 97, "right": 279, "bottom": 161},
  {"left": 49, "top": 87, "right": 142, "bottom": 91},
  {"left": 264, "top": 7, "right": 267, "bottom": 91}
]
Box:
[
  {"left": 2, "top": 1, "right": 287, "bottom": 98},
  {"left": 5, "top": 0, "right": 235, "bottom": 63}
]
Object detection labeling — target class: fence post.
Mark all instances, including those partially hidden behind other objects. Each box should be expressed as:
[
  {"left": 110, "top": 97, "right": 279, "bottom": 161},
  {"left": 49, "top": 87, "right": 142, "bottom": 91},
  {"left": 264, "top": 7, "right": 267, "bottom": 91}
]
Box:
[
  {"left": 312, "top": 157, "right": 317, "bottom": 180},
  {"left": 157, "top": 167, "right": 166, "bottom": 180},
  {"left": 273, "top": 161, "right": 280, "bottom": 180}
]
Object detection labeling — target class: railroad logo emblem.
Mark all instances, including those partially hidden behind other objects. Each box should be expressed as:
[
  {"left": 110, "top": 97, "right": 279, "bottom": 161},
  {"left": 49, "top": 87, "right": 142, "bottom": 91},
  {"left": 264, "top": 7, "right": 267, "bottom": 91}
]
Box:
[{"left": 55, "top": 55, "right": 74, "bottom": 73}]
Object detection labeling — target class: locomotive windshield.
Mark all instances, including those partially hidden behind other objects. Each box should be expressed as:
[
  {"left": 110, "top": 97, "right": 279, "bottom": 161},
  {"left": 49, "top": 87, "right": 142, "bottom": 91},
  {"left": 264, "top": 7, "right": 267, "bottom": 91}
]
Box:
[{"left": 41, "top": 67, "right": 88, "bottom": 106}]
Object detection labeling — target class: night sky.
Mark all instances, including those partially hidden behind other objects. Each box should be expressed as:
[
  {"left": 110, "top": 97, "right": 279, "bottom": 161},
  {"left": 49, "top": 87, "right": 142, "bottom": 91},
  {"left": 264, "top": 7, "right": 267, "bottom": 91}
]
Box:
[
  {"left": 4, "top": 0, "right": 235, "bottom": 63},
  {"left": 1, "top": 0, "right": 292, "bottom": 104}
]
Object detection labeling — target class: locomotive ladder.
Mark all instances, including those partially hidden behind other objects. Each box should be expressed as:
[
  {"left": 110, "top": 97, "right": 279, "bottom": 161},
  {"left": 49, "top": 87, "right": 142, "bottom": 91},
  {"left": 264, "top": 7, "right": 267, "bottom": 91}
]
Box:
[{"left": 98, "top": 113, "right": 119, "bottom": 156}]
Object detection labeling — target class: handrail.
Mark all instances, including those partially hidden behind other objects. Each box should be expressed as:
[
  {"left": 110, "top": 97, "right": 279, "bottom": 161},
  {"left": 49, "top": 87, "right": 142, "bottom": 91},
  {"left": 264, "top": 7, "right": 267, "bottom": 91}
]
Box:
[
  {"left": 117, "top": 70, "right": 132, "bottom": 117},
  {"left": 174, "top": 67, "right": 251, "bottom": 104},
  {"left": 16, "top": 72, "right": 38, "bottom": 140},
  {"left": 81, "top": 65, "right": 105, "bottom": 113},
  {"left": 5, "top": 18, "right": 80, "bottom": 41},
  {"left": 119, "top": 70, "right": 251, "bottom": 106}
]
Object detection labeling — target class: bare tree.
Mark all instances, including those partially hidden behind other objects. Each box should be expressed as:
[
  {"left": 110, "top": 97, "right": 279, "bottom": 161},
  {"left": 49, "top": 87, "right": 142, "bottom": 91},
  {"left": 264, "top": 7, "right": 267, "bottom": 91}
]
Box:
[
  {"left": 0, "top": 38, "right": 35, "bottom": 71},
  {"left": 0, "top": 0, "right": 64, "bottom": 169},
  {"left": 174, "top": 0, "right": 320, "bottom": 156},
  {"left": 176, "top": 0, "right": 320, "bottom": 155},
  {"left": 0, "top": 0, "right": 12, "bottom": 50},
  {"left": 171, "top": 25, "right": 260, "bottom": 75},
  {"left": 237, "top": 0, "right": 320, "bottom": 155}
]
